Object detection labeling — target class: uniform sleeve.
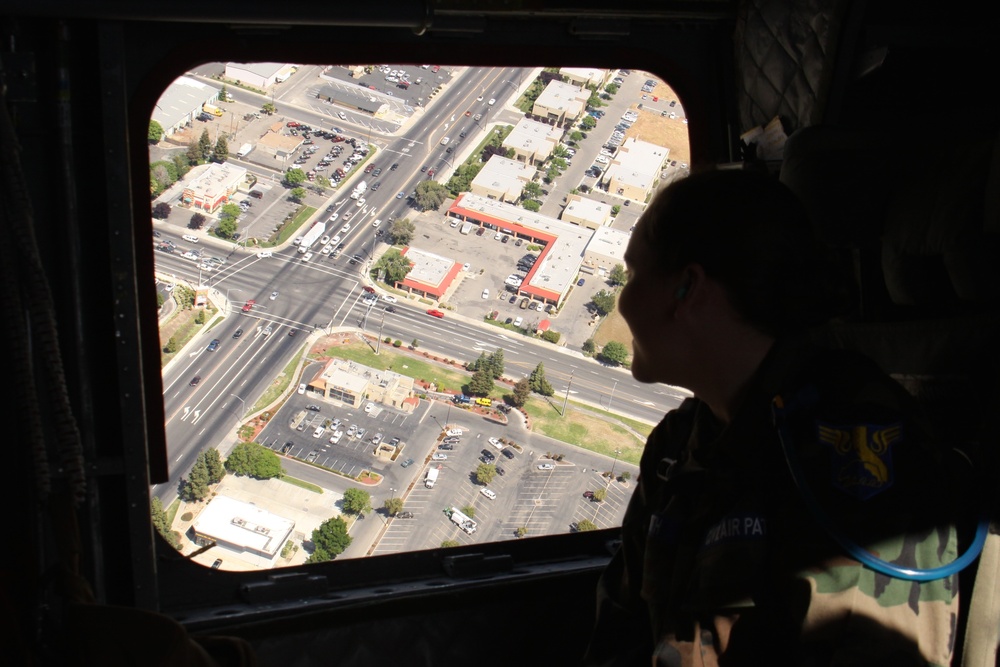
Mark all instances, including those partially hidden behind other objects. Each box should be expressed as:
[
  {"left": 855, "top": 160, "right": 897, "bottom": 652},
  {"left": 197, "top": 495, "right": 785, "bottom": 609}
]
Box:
[{"left": 583, "top": 413, "right": 689, "bottom": 667}]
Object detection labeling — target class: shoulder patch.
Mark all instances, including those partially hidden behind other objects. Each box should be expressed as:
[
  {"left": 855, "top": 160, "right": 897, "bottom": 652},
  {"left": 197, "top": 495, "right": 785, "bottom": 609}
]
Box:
[{"left": 816, "top": 421, "right": 902, "bottom": 500}]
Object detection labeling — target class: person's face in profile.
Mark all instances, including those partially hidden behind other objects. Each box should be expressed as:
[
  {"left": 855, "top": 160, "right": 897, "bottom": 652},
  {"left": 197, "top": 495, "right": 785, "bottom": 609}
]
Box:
[{"left": 619, "top": 217, "right": 685, "bottom": 385}]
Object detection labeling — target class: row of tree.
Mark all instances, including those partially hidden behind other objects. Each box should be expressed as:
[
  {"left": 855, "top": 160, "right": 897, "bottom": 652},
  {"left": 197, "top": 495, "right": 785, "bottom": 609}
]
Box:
[{"left": 149, "top": 127, "right": 229, "bottom": 198}]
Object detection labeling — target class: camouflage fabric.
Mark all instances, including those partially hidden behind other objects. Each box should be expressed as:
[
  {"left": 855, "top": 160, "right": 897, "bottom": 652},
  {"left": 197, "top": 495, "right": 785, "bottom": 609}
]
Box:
[{"left": 583, "top": 336, "right": 959, "bottom": 667}]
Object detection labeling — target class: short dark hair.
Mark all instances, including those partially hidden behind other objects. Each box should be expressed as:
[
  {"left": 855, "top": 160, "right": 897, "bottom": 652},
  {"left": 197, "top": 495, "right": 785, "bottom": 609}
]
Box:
[{"left": 640, "top": 169, "right": 853, "bottom": 335}]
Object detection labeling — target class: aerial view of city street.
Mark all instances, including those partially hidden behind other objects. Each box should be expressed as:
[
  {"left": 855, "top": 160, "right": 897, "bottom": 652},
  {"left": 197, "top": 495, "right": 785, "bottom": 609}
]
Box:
[{"left": 149, "top": 62, "right": 691, "bottom": 571}]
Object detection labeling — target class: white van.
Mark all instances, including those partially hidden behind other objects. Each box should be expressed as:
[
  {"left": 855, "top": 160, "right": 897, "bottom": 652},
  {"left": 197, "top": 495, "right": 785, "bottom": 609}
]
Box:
[
  {"left": 256, "top": 251, "right": 273, "bottom": 258},
  {"left": 182, "top": 234, "right": 199, "bottom": 243}
]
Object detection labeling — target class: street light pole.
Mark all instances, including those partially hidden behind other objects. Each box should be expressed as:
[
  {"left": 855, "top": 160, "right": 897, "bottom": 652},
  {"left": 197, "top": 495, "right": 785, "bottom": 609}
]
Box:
[
  {"left": 229, "top": 394, "right": 246, "bottom": 421},
  {"left": 375, "top": 312, "right": 386, "bottom": 355},
  {"left": 610, "top": 448, "right": 621, "bottom": 480},
  {"left": 608, "top": 379, "right": 619, "bottom": 412},
  {"left": 561, "top": 368, "right": 575, "bottom": 417}
]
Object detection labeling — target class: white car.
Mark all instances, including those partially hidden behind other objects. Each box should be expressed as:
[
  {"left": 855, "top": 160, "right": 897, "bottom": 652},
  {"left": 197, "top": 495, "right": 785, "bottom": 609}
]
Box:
[
  {"left": 338, "top": 111, "right": 347, "bottom": 120},
  {"left": 320, "top": 235, "right": 331, "bottom": 245},
  {"left": 301, "top": 252, "right": 313, "bottom": 262},
  {"left": 312, "top": 426, "right": 326, "bottom": 438},
  {"left": 494, "top": 231, "right": 502, "bottom": 240},
  {"left": 328, "top": 431, "right": 344, "bottom": 444},
  {"left": 321, "top": 244, "right": 332, "bottom": 255},
  {"left": 431, "top": 453, "right": 448, "bottom": 461},
  {"left": 595, "top": 155, "right": 610, "bottom": 164},
  {"left": 297, "top": 383, "right": 307, "bottom": 395},
  {"left": 182, "top": 251, "right": 199, "bottom": 260},
  {"left": 480, "top": 488, "right": 497, "bottom": 500},
  {"left": 331, "top": 235, "right": 341, "bottom": 245},
  {"left": 327, "top": 213, "right": 339, "bottom": 223},
  {"left": 488, "top": 437, "right": 503, "bottom": 450},
  {"left": 462, "top": 262, "right": 470, "bottom": 272},
  {"left": 182, "top": 234, "right": 199, "bottom": 243},
  {"left": 477, "top": 95, "right": 484, "bottom": 101},
  {"left": 269, "top": 291, "right": 278, "bottom": 300},
  {"left": 446, "top": 428, "right": 464, "bottom": 437},
  {"left": 488, "top": 98, "right": 496, "bottom": 105},
  {"left": 257, "top": 251, "right": 273, "bottom": 258},
  {"left": 341, "top": 223, "right": 351, "bottom": 233},
  {"left": 364, "top": 402, "right": 376, "bottom": 414},
  {"left": 372, "top": 218, "right": 382, "bottom": 227},
  {"left": 481, "top": 289, "right": 490, "bottom": 299},
  {"left": 381, "top": 294, "right": 397, "bottom": 303},
  {"left": 356, "top": 198, "right": 365, "bottom": 207},
  {"left": 537, "top": 463, "right": 555, "bottom": 471}
]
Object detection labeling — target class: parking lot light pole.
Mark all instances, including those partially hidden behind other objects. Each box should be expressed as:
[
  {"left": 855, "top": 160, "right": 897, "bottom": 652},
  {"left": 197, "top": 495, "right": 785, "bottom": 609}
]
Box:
[{"left": 610, "top": 448, "right": 622, "bottom": 480}]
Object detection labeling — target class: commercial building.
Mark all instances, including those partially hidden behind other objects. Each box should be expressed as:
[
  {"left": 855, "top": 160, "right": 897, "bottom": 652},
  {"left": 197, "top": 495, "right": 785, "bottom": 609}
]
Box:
[
  {"left": 224, "top": 62, "right": 296, "bottom": 89},
  {"left": 257, "top": 122, "right": 304, "bottom": 159},
  {"left": 599, "top": 137, "right": 669, "bottom": 203},
  {"left": 559, "top": 67, "right": 608, "bottom": 89},
  {"left": 469, "top": 155, "right": 537, "bottom": 203},
  {"left": 501, "top": 117, "right": 563, "bottom": 167},
  {"left": 191, "top": 496, "right": 295, "bottom": 566},
  {"left": 392, "top": 247, "right": 461, "bottom": 301},
  {"left": 181, "top": 163, "right": 248, "bottom": 213},
  {"left": 307, "top": 358, "right": 417, "bottom": 413},
  {"left": 152, "top": 76, "right": 220, "bottom": 137},
  {"left": 531, "top": 80, "right": 589, "bottom": 127},
  {"left": 561, "top": 195, "right": 613, "bottom": 230},
  {"left": 581, "top": 225, "right": 631, "bottom": 276},
  {"left": 316, "top": 83, "right": 386, "bottom": 116},
  {"left": 446, "top": 193, "right": 594, "bottom": 306}
]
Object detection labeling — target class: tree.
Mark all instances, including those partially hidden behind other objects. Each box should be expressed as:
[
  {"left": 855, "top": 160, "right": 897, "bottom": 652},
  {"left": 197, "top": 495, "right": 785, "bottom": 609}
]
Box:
[
  {"left": 148, "top": 120, "right": 164, "bottom": 144},
  {"left": 198, "top": 129, "right": 213, "bottom": 162},
  {"left": 289, "top": 187, "right": 306, "bottom": 202},
  {"left": 608, "top": 263, "right": 627, "bottom": 287},
  {"left": 522, "top": 200, "right": 540, "bottom": 212},
  {"left": 152, "top": 202, "right": 172, "bottom": 219},
  {"left": 372, "top": 248, "right": 413, "bottom": 283},
  {"left": 552, "top": 144, "right": 568, "bottom": 158},
  {"left": 605, "top": 83, "right": 619, "bottom": 95},
  {"left": 611, "top": 204, "right": 621, "bottom": 216},
  {"left": 515, "top": 527, "right": 528, "bottom": 538},
  {"left": 445, "top": 162, "right": 484, "bottom": 195},
  {"left": 475, "top": 463, "right": 496, "bottom": 485},
  {"left": 569, "top": 130, "right": 584, "bottom": 143},
  {"left": 342, "top": 488, "right": 372, "bottom": 516},
  {"left": 575, "top": 520, "right": 598, "bottom": 532},
  {"left": 544, "top": 165, "right": 559, "bottom": 183},
  {"left": 307, "top": 517, "right": 352, "bottom": 563},
  {"left": 511, "top": 378, "right": 530, "bottom": 407},
  {"left": 217, "top": 84, "right": 228, "bottom": 102},
  {"left": 593, "top": 488, "right": 608, "bottom": 502},
  {"left": 283, "top": 168, "right": 306, "bottom": 187},
  {"left": 262, "top": 102, "right": 276, "bottom": 115},
  {"left": 581, "top": 115, "right": 597, "bottom": 130},
  {"left": 488, "top": 348, "right": 505, "bottom": 379},
  {"left": 468, "top": 367, "right": 495, "bottom": 396},
  {"left": 216, "top": 216, "right": 237, "bottom": 239},
  {"left": 315, "top": 175, "right": 331, "bottom": 192},
  {"left": 592, "top": 289, "right": 617, "bottom": 316},
  {"left": 522, "top": 181, "right": 543, "bottom": 200},
  {"left": 541, "top": 330, "right": 561, "bottom": 344},
  {"left": 186, "top": 140, "right": 202, "bottom": 166},
  {"left": 529, "top": 363, "right": 554, "bottom": 396},
  {"left": 551, "top": 157, "right": 568, "bottom": 172},
  {"left": 388, "top": 218, "right": 416, "bottom": 246},
  {"left": 600, "top": 341, "right": 630, "bottom": 367},
  {"left": 201, "top": 448, "right": 226, "bottom": 484},
  {"left": 225, "top": 442, "right": 284, "bottom": 479},
  {"left": 414, "top": 180, "right": 449, "bottom": 211},
  {"left": 384, "top": 497, "right": 404, "bottom": 516},
  {"left": 441, "top": 540, "right": 460, "bottom": 548},
  {"left": 151, "top": 497, "right": 181, "bottom": 550},
  {"left": 171, "top": 153, "right": 190, "bottom": 179},
  {"left": 461, "top": 505, "right": 476, "bottom": 519},
  {"left": 179, "top": 457, "right": 210, "bottom": 502},
  {"left": 620, "top": 470, "right": 632, "bottom": 482},
  {"left": 481, "top": 144, "right": 507, "bottom": 162},
  {"left": 212, "top": 134, "right": 229, "bottom": 163}
]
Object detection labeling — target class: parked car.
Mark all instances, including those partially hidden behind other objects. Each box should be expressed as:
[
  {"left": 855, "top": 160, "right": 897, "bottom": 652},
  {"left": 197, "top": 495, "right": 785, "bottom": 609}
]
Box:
[
  {"left": 446, "top": 428, "right": 465, "bottom": 437},
  {"left": 400, "top": 458, "right": 414, "bottom": 468},
  {"left": 480, "top": 488, "right": 497, "bottom": 500},
  {"left": 431, "top": 453, "right": 448, "bottom": 461},
  {"left": 537, "top": 463, "right": 555, "bottom": 471}
]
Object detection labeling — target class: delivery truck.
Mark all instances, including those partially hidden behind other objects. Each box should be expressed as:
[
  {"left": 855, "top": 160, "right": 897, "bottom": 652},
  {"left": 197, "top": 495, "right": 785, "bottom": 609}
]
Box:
[{"left": 424, "top": 468, "right": 439, "bottom": 488}]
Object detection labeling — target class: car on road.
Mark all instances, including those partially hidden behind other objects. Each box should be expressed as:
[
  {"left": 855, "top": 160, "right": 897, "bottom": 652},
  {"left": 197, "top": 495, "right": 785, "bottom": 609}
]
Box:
[
  {"left": 269, "top": 291, "right": 278, "bottom": 300},
  {"left": 431, "top": 453, "right": 448, "bottom": 461},
  {"left": 426, "top": 309, "right": 445, "bottom": 318},
  {"left": 182, "top": 234, "right": 199, "bottom": 243},
  {"left": 473, "top": 113, "right": 482, "bottom": 121},
  {"left": 400, "top": 458, "right": 414, "bottom": 468},
  {"left": 297, "top": 383, "right": 307, "bottom": 395},
  {"left": 488, "top": 98, "right": 496, "bottom": 105},
  {"left": 288, "top": 329, "right": 297, "bottom": 337},
  {"left": 537, "top": 463, "right": 555, "bottom": 471},
  {"left": 480, "top": 488, "right": 497, "bottom": 500},
  {"left": 384, "top": 306, "right": 396, "bottom": 313},
  {"left": 381, "top": 294, "right": 397, "bottom": 303},
  {"left": 256, "top": 250, "right": 272, "bottom": 258},
  {"left": 232, "top": 328, "right": 243, "bottom": 339},
  {"left": 306, "top": 404, "right": 321, "bottom": 411},
  {"left": 206, "top": 338, "right": 220, "bottom": 352},
  {"left": 390, "top": 163, "right": 398, "bottom": 170},
  {"left": 189, "top": 376, "right": 201, "bottom": 387},
  {"left": 242, "top": 300, "right": 255, "bottom": 312}
]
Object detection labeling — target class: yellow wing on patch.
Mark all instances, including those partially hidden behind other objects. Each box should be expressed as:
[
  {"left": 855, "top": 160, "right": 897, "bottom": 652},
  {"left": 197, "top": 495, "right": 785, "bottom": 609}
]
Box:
[{"left": 818, "top": 424, "right": 853, "bottom": 454}]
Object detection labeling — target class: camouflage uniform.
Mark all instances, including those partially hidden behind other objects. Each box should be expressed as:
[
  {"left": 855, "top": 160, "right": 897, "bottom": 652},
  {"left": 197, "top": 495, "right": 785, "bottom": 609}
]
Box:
[{"left": 583, "top": 336, "right": 960, "bottom": 667}]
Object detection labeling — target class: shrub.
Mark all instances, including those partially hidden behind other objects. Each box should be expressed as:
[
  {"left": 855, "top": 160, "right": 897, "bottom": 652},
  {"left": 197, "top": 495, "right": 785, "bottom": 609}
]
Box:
[
  {"left": 393, "top": 339, "right": 402, "bottom": 347},
  {"left": 180, "top": 512, "right": 193, "bottom": 522}
]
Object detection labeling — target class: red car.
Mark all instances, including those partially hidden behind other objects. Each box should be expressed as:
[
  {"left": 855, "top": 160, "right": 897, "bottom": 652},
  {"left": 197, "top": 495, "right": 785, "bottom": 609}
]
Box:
[
  {"left": 241, "top": 299, "right": 256, "bottom": 312},
  {"left": 426, "top": 309, "right": 445, "bottom": 319},
  {"left": 363, "top": 286, "right": 376, "bottom": 293},
  {"left": 286, "top": 121, "right": 299, "bottom": 127}
]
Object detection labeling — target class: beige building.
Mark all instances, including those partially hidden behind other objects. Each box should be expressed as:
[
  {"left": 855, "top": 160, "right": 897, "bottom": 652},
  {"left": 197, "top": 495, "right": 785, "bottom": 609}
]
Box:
[
  {"left": 191, "top": 496, "right": 295, "bottom": 566},
  {"left": 470, "top": 155, "right": 537, "bottom": 203},
  {"left": 224, "top": 62, "right": 295, "bottom": 89},
  {"left": 559, "top": 67, "right": 608, "bottom": 89},
  {"left": 181, "top": 163, "right": 248, "bottom": 214},
  {"left": 307, "top": 358, "right": 416, "bottom": 413},
  {"left": 531, "top": 80, "right": 589, "bottom": 127},
  {"left": 561, "top": 195, "right": 613, "bottom": 230},
  {"left": 502, "top": 117, "right": 563, "bottom": 167},
  {"left": 257, "top": 124, "right": 304, "bottom": 159},
  {"left": 582, "top": 226, "right": 631, "bottom": 276},
  {"left": 601, "top": 137, "right": 669, "bottom": 203}
]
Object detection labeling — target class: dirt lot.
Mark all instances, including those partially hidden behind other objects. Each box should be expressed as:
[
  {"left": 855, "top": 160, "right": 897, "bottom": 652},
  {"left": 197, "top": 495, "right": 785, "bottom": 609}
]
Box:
[{"left": 623, "top": 79, "right": 690, "bottom": 167}]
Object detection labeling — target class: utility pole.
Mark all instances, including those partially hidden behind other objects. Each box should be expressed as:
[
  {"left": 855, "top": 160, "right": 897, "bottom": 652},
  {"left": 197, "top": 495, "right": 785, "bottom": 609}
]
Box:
[
  {"left": 608, "top": 379, "right": 619, "bottom": 412},
  {"left": 561, "top": 368, "right": 575, "bottom": 417},
  {"left": 375, "top": 312, "right": 386, "bottom": 354}
]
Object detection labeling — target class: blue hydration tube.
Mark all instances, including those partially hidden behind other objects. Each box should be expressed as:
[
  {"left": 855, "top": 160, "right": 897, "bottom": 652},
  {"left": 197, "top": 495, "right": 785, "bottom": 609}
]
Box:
[{"left": 771, "top": 394, "right": 989, "bottom": 582}]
